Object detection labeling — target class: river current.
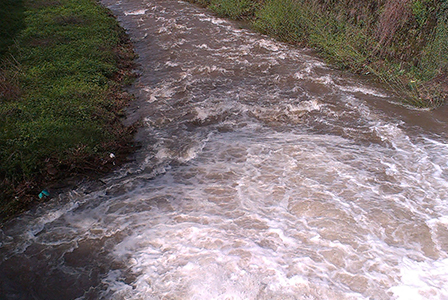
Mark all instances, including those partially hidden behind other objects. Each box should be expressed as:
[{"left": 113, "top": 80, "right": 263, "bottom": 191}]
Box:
[{"left": 1, "top": 0, "right": 448, "bottom": 299}]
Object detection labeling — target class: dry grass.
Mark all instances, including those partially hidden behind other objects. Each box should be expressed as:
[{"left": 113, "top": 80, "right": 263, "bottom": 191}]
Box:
[{"left": 376, "top": 0, "right": 411, "bottom": 46}]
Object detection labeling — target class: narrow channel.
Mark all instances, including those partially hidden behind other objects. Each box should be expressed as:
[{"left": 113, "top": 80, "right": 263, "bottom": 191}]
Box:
[{"left": 1, "top": 0, "right": 448, "bottom": 299}]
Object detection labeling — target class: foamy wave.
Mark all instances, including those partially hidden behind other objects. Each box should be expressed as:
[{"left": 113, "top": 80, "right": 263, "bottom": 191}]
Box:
[
  {"left": 124, "top": 9, "right": 147, "bottom": 15},
  {"left": 389, "top": 258, "right": 448, "bottom": 299}
]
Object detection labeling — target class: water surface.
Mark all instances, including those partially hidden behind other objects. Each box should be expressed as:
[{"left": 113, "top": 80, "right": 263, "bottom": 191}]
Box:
[{"left": 1, "top": 0, "right": 448, "bottom": 299}]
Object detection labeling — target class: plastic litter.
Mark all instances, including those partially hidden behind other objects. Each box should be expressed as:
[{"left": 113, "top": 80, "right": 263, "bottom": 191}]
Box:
[{"left": 38, "top": 189, "right": 50, "bottom": 199}]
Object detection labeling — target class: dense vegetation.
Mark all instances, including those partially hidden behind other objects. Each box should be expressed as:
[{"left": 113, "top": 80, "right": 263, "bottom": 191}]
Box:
[
  {"left": 0, "top": 0, "right": 136, "bottom": 218},
  {"left": 189, "top": 0, "right": 448, "bottom": 108}
]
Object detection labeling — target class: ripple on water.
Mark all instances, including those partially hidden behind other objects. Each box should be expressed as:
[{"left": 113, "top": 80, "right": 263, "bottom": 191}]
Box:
[{"left": 1, "top": 0, "right": 448, "bottom": 299}]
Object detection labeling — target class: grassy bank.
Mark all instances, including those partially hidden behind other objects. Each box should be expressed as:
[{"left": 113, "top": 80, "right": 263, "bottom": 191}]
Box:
[
  {"left": 189, "top": 0, "right": 448, "bottom": 108},
  {"left": 0, "top": 0, "right": 137, "bottom": 220}
]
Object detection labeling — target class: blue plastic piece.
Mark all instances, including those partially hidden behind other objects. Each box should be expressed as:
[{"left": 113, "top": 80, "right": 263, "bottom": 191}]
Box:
[{"left": 39, "top": 189, "right": 50, "bottom": 199}]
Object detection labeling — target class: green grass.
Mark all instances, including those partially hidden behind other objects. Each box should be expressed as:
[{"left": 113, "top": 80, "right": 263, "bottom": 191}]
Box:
[
  {"left": 253, "top": 0, "right": 310, "bottom": 43},
  {"left": 0, "top": 0, "right": 136, "bottom": 215},
  {"left": 0, "top": 0, "right": 26, "bottom": 59},
  {"left": 210, "top": 0, "right": 258, "bottom": 20}
]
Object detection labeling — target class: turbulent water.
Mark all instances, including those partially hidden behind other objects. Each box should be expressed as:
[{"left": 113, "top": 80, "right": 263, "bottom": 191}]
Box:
[{"left": 2, "top": 0, "right": 448, "bottom": 299}]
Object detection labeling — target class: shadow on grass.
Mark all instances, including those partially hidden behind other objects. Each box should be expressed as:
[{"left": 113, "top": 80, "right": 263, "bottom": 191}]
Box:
[{"left": 0, "top": 0, "right": 26, "bottom": 59}]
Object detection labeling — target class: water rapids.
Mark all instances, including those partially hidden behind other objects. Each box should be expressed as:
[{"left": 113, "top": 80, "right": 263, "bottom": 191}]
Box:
[{"left": 1, "top": 0, "right": 448, "bottom": 299}]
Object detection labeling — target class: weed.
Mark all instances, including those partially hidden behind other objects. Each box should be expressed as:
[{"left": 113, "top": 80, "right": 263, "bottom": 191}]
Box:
[
  {"left": 210, "top": 0, "right": 257, "bottom": 19},
  {"left": 253, "top": 0, "right": 310, "bottom": 44}
]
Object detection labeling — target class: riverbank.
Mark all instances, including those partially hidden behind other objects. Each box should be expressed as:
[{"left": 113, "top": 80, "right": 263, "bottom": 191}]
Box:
[
  {"left": 0, "top": 0, "right": 138, "bottom": 221},
  {"left": 188, "top": 0, "right": 448, "bottom": 108}
]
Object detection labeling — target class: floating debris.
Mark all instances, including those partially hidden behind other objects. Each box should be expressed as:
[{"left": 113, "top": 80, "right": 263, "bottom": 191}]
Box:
[{"left": 38, "top": 189, "right": 50, "bottom": 199}]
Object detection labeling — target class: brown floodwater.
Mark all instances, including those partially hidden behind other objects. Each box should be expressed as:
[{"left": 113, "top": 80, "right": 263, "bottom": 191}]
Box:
[{"left": 1, "top": 0, "right": 448, "bottom": 299}]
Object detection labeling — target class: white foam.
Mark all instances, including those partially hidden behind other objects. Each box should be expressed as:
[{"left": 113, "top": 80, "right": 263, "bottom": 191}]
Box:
[
  {"left": 124, "top": 9, "right": 147, "bottom": 15},
  {"left": 257, "top": 39, "right": 281, "bottom": 52},
  {"left": 389, "top": 258, "right": 448, "bottom": 299},
  {"left": 143, "top": 83, "right": 176, "bottom": 103},
  {"left": 338, "top": 84, "right": 388, "bottom": 98},
  {"left": 294, "top": 61, "right": 327, "bottom": 80},
  {"left": 428, "top": 216, "right": 448, "bottom": 226},
  {"left": 196, "top": 44, "right": 209, "bottom": 49},
  {"left": 165, "top": 61, "right": 179, "bottom": 67},
  {"left": 198, "top": 15, "right": 229, "bottom": 26}
]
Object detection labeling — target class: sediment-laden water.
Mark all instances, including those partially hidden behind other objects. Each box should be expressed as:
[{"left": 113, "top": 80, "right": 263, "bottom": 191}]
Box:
[{"left": 1, "top": 0, "right": 448, "bottom": 299}]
